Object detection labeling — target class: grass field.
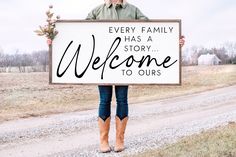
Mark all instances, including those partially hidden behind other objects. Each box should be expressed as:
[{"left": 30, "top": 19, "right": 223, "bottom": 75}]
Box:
[
  {"left": 132, "top": 122, "right": 236, "bottom": 157},
  {"left": 0, "top": 65, "right": 236, "bottom": 122}
]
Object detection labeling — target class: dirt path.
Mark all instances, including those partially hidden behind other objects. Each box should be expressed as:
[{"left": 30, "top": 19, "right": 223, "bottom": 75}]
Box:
[{"left": 0, "top": 85, "right": 236, "bottom": 157}]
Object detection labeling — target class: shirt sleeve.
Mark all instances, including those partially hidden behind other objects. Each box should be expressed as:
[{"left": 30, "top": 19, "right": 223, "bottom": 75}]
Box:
[
  {"left": 135, "top": 8, "right": 149, "bottom": 20},
  {"left": 86, "top": 8, "right": 97, "bottom": 20}
]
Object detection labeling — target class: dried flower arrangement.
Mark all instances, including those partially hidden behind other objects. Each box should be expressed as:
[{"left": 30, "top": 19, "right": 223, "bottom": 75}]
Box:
[{"left": 34, "top": 5, "right": 60, "bottom": 45}]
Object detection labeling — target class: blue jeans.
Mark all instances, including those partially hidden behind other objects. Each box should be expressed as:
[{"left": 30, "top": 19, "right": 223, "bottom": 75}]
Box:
[{"left": 98, "top": 85, "right": 128, "bottom": 121}]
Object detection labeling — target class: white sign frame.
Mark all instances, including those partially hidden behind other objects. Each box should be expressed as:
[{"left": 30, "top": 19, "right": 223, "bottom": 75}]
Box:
[{"left": 50, "top": 20, "right": 182, "bottom": 85}]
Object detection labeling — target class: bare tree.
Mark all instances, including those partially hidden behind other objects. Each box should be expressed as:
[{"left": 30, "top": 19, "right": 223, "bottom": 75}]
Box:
[
  {"left": 212, "top": 48, "right": 230, "bottom": 64},
  {"left": 5, "top": 54, "right": 14, "bottom": 72},
  {"left": 32, "top": 50, "right": 48, "bottom": 72},
  {"left": 13, "top": 50, "right": 22, "bottom": 72},
  {"left": 0, "top": 48, "right": 5, "bottom": 72},
  {"left": 223, "top": 42, "right": 236, "bottom": 64},
  {"left": 0, "top": 50, "right": 4, "bottom": 67}
]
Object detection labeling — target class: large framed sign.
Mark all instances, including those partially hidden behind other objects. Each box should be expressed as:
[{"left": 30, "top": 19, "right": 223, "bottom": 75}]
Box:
[{"left": 50, "top": 20, "right": 181, "bottom": 85}]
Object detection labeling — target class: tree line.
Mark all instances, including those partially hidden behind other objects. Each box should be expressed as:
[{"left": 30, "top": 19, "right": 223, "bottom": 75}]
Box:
[{"left": 0, "top": 50, "right": 48, "bottom": 72}]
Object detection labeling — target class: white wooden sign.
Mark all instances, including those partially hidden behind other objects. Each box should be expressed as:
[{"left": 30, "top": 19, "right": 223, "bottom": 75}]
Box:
[{"left": 50, "top": 20, "right": 181, "bottom": 85}]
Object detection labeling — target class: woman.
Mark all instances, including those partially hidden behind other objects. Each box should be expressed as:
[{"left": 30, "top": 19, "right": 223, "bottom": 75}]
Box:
[
  {"left": 86, "top": 0, "right": 149, "bottom": 153},
  {"left": 48, "top": 0, "right": 185, "bottom": 153},
  {"left": 86, "top": 0, "right": 185, "bottom": 153}
]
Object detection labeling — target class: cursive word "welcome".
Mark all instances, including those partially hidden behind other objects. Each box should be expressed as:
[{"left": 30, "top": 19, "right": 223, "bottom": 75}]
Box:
[{"left": 56, "top": 35, "right": 177, "bottom": 80}]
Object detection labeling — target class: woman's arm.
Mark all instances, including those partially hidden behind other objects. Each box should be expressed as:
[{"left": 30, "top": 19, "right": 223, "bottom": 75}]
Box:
[{"left": 86, "top": 9, "right": 97, "bottom": 20}]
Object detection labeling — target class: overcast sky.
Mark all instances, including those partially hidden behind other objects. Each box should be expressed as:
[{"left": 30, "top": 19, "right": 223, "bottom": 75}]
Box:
[{"left": 0, "top": 0, "right": 236, "bottom": 54}]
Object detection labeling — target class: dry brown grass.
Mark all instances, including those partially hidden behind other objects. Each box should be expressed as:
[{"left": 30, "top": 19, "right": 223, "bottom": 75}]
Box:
[
  {"left": 132, "top": 122, "right": 236, "bottom": 157},
  {"left": 1, "top": 65, "right": 236, "bottom": 122}
]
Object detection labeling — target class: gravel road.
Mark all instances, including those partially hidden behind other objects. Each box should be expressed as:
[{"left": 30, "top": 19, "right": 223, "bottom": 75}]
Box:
[{"left": 0, "top": 85, "right": 236, "bottom": 157}]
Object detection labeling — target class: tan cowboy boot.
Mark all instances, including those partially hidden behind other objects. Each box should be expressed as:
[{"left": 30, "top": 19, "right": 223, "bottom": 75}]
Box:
[
  {"left": 114, "top": 116, "right": 128, "bottom": 152},
  {"left": 98, "top": 117, "right": 111, "bottom": 153}
]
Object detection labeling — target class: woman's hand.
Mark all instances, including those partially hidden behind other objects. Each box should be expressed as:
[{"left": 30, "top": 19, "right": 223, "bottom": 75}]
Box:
[
  {"left": 179, "top": 35, "right": 185, "bottom": 47},
  {"left": 47, "top": 38, "right": 52, "bottom": 45}
]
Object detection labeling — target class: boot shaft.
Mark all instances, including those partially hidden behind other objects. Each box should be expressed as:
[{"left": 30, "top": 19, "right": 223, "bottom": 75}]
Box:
[
  {"left": 115, "top": 116, "right": 128, "bottom": 152},
  {"left": 98, "top": 117, "right": 111, "bottom": 153}
]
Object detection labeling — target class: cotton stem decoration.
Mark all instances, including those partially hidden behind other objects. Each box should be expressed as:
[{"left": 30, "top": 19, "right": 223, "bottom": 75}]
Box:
[{"left": 34, "top": 5, "right": 60, "bottom": 45}]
